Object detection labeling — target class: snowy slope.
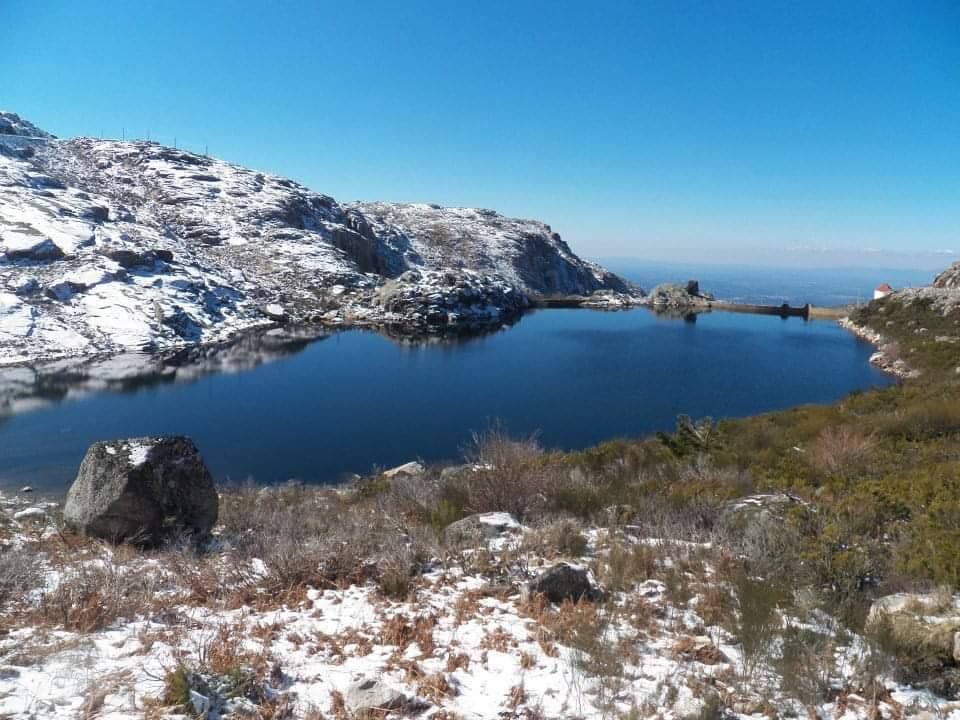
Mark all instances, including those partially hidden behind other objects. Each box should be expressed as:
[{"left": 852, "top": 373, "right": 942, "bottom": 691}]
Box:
[{"left": 0, "top": 114, "right": 638, "bottom": 365}]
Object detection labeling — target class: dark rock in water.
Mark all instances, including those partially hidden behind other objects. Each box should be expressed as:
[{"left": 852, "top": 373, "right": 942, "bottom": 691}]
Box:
[
  {"left": 685, "top": 280, "right": 700, "bottom": 296},
  {"left": 63, "top": 436, "right": 218, "bottom": 544},
  {"left": 529, "top": 562, "right": 601, "bottom": 603}
]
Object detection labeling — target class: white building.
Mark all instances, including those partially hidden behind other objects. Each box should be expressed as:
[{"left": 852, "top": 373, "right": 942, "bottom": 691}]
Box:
[{"left": 874, "top": 283, "right": 894, "bottom": 300}]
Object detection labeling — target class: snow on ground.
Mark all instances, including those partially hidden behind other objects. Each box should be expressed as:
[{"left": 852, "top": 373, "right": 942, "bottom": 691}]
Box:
[{"left": 1, "top": 491, "right": 958, "bottom": 720}]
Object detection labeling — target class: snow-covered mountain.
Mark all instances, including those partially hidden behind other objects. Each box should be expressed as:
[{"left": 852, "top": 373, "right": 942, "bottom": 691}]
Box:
[{"left": 0, "top": 112, "right": 637, "bottom": 366}]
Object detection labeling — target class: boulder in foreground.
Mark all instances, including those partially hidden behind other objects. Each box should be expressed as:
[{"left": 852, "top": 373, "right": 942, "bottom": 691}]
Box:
[{"left": 63, "top": 436, "right": 217, "bottom": 544}]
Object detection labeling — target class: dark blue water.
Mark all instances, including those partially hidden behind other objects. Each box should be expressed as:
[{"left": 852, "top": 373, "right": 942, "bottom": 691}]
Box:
[{"left": 0, "top": 308, "right": 891, "bottom": 492}]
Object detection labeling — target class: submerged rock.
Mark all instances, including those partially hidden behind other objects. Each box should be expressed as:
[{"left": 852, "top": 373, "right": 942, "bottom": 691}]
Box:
[{"left": 63, "top": 436, "right": 218, "bottom": 543}]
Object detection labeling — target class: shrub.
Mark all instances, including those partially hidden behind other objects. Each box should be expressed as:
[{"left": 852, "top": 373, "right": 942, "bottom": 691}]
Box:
[
  {"left": 455, "top": 427, "right": 557, "bottom": 519},
  {"left": 658, "top": 415, "right": 719, "bottom": 458},
  {"left": 597, "top": 542, "right": 657, "bottom": 593},
  {"left": 880, "top": 398, "right": 960, "bottom": 441},
  {"left": 522, "top": 518, "right": 588, "bottom": 560},
  {"left": 807, "top": 426, "right": 875, "bottom": 479},
  {"left": 0, "top": 546, "right": 42, "bottom": 605},
  {"left": 38, "top": 559, "right": 162, "bottom": 632},
  {"left": 777, "top": 624, "right": 838, "bottom": 706},
  {"left": 730, "top": 572, "right": 783, "bottom": 685}
]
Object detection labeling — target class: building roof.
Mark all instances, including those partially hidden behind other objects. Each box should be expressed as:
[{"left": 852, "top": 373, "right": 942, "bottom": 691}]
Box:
[{"left": 876, "top": 283, "right": 894, "bottom": 292}]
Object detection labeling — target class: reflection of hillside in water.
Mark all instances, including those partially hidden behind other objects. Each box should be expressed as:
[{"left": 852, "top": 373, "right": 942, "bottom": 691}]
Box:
[
  {"left": 0, "top": 319, "right": 528, "bottom": 421},
  {"left": 0, "top": 327, "right": 331, "bottom": 419}
]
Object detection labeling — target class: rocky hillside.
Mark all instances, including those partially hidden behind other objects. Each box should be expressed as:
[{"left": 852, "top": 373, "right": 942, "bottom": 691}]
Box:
[
  {"left": 934, "top": 261, "right": 960, "bottom": 290},
  {"left": 0, "top": 112, "right": 637, "bottom": 365}
]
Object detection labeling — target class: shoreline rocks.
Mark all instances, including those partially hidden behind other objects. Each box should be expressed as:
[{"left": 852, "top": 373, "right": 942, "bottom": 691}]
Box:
[{"left": 839, "top": 317, "right": 919, "bottom": 379}]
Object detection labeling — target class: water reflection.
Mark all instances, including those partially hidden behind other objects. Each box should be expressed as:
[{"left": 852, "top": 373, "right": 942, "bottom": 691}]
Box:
[
  {"left": 0, "top": 327, "right": 330, "bottom": 419},
  {"left": 0, "top": 318, "right": 526, "bottom": 420}
]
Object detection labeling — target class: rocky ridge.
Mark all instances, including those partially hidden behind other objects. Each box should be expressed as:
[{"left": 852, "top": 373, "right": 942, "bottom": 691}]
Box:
[{"left": 0, "top": 112, "right": 639, "bottom": 365}]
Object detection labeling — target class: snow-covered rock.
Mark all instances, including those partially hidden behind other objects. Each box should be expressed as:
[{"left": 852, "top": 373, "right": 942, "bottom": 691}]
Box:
[
  {"left": 382, "top": 460, "right": 425, "bottom": 478},
  {"left": 343, "top": 677, "right": 408, "bottom": 715},
  {"left": 444, "top": 512, "right": 521, "bottom": 546},
  {"left": 0, "top": 114, "right": 638, "bottom": 365}
]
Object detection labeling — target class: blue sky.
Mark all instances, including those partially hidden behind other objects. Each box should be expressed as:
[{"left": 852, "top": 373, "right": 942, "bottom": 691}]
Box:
[{"left": 2, "top": 1, "right": 958, "bottom": 267}]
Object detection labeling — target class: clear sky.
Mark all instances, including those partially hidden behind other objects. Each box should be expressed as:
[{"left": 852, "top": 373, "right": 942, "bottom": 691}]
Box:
[{"left": 2, "top": 1, "right": 958, "bottom": 268}]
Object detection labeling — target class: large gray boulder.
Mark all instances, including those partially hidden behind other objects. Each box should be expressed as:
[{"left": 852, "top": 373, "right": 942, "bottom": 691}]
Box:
[{"left": 64, "top": 436, "right": 218, "bottom": 544}]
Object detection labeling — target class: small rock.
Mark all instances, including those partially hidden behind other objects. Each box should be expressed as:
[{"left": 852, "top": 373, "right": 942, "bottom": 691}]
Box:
[
  {"left": 189, "top": 689, "right": 211, "bottom": 716},
  {"left": 13, "top": 507, "right": 46, "bottom": 521},
  {"left": 263, "top": 303, "right": 287, "bottom": 321},
  {"left": 19, "top": 486, "right": 33, "bottom": 493},
  {"left": 529, "top": 562, "right": 602, "bottom": 603},
  {"left": 344, "top": 677, "right": 407, "bottom": 715},
  {"left": 14, "top": 278, "right": 39, "bottom": 296},
  {"left": 382, "top": 461, "right": 424, "bottom": 479}
]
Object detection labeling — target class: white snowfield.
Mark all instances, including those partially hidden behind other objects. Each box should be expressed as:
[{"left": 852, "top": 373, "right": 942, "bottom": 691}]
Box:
[{"left": 0, "top": 111, "right": 637, "bottom": 366}]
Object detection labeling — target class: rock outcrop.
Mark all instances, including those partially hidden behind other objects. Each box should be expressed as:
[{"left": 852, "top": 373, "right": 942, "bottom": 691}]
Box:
[
  {"left": 0, "top": 114, "right": 639, "bottom": 365},
  {"left": 63, "top": 436, "right": 218, "bottom": 543},
  {"left": 643, "top": 281, "right": 712, "bottom": 311},
  {"left": 934, "top": 262, "right": 960, "bottom": 290},
  {"left": 866, "top": 592, "right": 960, "bottom": 697}
]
